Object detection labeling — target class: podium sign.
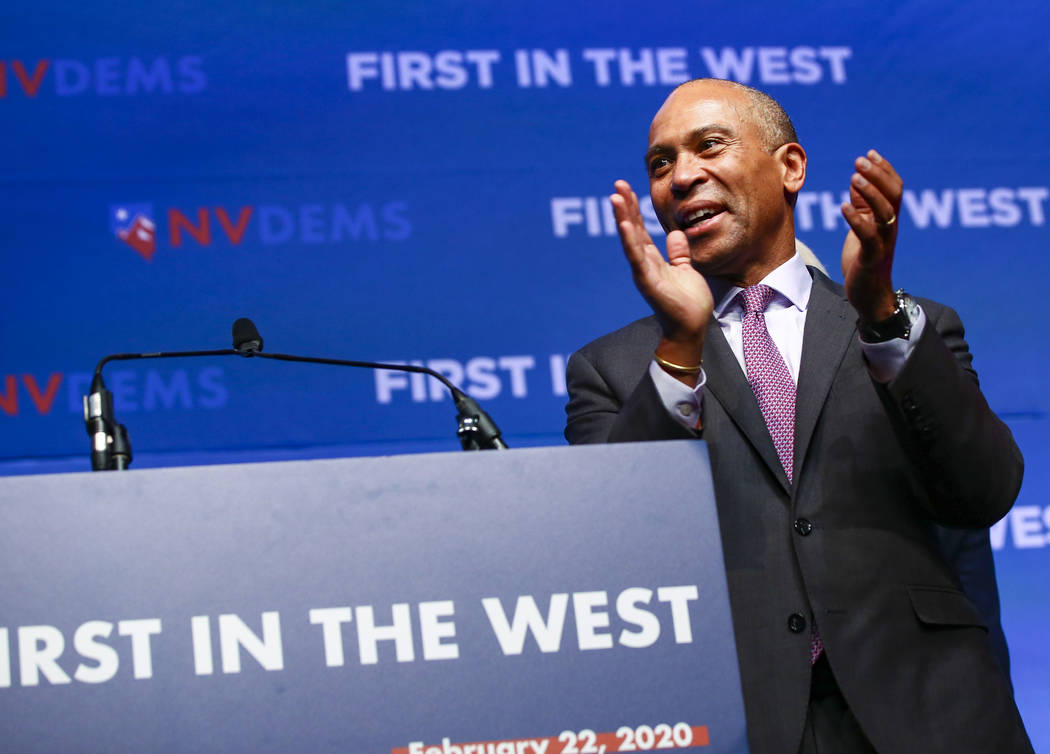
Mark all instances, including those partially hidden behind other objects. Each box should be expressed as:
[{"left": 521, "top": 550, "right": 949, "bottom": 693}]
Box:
[{"left": 0, "top": 442, "right": 748, "bottom": 753}]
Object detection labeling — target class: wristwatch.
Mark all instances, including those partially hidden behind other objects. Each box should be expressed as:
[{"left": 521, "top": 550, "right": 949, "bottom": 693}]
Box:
[{"left": 858, "top": 289, "right": 920, "bottom": 343}]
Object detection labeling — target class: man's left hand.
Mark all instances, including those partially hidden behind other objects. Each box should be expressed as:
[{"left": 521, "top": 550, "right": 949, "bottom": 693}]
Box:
[{"left": 840, "top": 149, "right": 903, "bottom": 323}]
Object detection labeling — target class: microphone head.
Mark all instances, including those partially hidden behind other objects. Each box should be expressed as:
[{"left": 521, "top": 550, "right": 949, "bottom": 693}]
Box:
[{"left": 233, "top": 318, "right": 263, "bottom": 354}]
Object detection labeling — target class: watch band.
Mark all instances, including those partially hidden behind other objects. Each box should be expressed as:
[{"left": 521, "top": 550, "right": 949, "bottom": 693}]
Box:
[{"left": 858, "top": 289, "right": 918, "bottom": 343}]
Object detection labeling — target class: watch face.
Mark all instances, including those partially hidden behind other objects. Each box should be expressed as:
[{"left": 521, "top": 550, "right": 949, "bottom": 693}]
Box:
[
  {"left": 886, "top": 311, "right": 910, "bottom": 338},
  {"left": 902, "top": 294, "right": 920, "bottom": 322}
]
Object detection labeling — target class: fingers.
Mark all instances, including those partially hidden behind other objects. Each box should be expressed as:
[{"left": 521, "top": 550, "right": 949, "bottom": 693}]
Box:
[
  {"left": 846, "top": 149, "right": 901, "bottom": 222},
  {"left": 860, "top": 149, "right": 901, "bottom": 206},
  {"left": 849, "top": 172, "right": 896, "bottom": 224},
  {"left": 840, "top": 148, "right": 902, "bottom": 255},
  {"left": 610, "top": 183, "right": 635, "bottom": 232},
  {"left": 610, "top": 180, "right": 659, "bottom": 274},
  {"left": 841, "top": 200, "right": 890, "bottom": 261},
  {"left": 612, "top": 179, "right": 649, "bottom": 231}
]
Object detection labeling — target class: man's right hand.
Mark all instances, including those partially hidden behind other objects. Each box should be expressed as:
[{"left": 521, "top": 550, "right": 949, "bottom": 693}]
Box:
[{"left": 610, "top": 180, "right": 713, "bottom": 387}]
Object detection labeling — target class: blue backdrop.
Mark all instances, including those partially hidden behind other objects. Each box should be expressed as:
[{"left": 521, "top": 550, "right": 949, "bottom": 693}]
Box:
[{"left": 2, "top": 0, "right": 1047, "bottom": 744}]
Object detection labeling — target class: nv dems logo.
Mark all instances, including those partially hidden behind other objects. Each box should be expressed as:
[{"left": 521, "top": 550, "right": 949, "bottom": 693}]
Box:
[
  {"left": 109, "top": 201, "right": 411, "bottom": 261},
  {"left": 0, "top": 56, "right": 205, "bottom": 98}
]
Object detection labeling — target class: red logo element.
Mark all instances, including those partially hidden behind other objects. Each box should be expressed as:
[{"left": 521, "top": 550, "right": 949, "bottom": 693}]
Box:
[
  {"left": 111, "top": 204, "right": 157, "bottom": 261},
  {"left": 118, "top": 214, "right": 157, "bottom": 260}
]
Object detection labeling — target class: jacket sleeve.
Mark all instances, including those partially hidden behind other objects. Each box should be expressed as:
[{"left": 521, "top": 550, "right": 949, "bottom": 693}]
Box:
[
  {"left": 885, "top": 302, "right": 1024, "bottom": 528},
  {"left": 565, "top": 347, "right": 696, "bottom": 445}
]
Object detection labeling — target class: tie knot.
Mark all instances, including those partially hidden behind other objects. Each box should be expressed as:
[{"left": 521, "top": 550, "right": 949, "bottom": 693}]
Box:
[{"left": 740, "top": 284, "right": 777, "bottom": 314}]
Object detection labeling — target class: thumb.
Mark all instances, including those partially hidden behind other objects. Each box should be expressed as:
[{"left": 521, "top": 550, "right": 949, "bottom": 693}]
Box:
[
  {"left": 841, "top": 229, "right": 860, "bottom": 277},
  {"left": 666, "top": 230, "right": 692, "bottom": 267}
]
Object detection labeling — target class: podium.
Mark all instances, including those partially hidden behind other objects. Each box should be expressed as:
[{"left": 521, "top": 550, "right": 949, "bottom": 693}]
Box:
[{"left": 0, "top": 442, "right": 748, "bottom": 753}]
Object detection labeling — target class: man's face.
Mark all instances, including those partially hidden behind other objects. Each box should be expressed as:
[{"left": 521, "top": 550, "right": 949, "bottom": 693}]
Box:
[{"left": 646, "top": 82, "right": 799, "bottom": 283}]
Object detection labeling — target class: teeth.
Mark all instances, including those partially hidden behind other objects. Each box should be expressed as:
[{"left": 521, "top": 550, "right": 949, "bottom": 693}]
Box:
[{"left": 687, "top": 208, "right": 718, "bottom": 224}]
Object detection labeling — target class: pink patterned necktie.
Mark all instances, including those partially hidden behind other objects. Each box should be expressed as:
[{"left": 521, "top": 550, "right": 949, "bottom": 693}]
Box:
[
  {"left": 739, "top": 284, "right": 795, "bottom": 481},
  {"left": 739, "top": 284, "right": 824, "bottom": 664}
]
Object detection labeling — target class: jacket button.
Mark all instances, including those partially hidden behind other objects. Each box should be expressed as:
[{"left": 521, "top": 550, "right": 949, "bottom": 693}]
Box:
[
  {"left": 788, "top": 613, "right": 807, "bottom": 633},
  {"left": 794, "top": 518, "right": 813, "bottom": 536}
]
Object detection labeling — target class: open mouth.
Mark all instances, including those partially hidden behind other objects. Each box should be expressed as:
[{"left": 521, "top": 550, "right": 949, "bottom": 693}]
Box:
[{"left": 677, "top": 204, "right": 725, "bottom": 232}]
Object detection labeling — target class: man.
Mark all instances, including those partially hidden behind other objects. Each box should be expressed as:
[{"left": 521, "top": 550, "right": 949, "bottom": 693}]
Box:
[{"left": 564, "top": 79, "right": 1031, "bottom": 753}]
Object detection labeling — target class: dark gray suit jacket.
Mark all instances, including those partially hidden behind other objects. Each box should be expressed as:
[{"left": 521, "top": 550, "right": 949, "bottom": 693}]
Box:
[{"left": 565, "top": 270, "right": 1031, "bottom": 754}]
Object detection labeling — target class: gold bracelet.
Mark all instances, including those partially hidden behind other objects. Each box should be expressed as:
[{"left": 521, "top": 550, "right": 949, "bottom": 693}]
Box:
[{"left": 654, "top": 351, "right": 703, "bottom": 375}]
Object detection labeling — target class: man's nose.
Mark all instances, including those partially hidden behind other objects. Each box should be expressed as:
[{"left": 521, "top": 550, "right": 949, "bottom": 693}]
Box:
[{"left": 670, "top": 154, "right": 707, "bottom": 196}]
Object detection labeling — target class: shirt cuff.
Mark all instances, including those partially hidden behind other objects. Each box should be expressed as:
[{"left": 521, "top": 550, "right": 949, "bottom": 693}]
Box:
[
  {"left": 649, "top": 360, "right": 705, "bottom": 430},
  {"left": 860, "top": 304, "right": 927, "bottom": 383}
]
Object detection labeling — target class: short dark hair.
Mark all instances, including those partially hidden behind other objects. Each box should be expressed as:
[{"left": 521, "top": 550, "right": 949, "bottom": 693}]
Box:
[{"left": 673, "top": 78, "right": 798, "bottom": 150}]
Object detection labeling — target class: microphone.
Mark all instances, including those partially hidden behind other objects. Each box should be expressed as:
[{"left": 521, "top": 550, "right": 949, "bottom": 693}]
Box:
[
  {"left": 450, "top": 391, "right": 509, "bottom": 451},
  {"left": 83, "top": 373, "right": 132, "bottom": 471},
  {"left": 84, "top": 318, "right": 507, "bottom": 470},
  {"left": 233, "top": 318, "right": 263, "bottom": 355},
  {"left": 83, "top": 340, "right": 237, "bottom": 471}
]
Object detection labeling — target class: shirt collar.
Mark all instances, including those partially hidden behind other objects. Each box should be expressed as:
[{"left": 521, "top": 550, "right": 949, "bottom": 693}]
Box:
[{"left": 711, "top": 251, "right": 813, "bottom": 318}]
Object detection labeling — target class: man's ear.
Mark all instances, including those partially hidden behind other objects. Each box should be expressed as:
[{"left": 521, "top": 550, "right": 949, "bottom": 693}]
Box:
[{"left": 777, "top": 142, "right": 807, "bottom": 195}]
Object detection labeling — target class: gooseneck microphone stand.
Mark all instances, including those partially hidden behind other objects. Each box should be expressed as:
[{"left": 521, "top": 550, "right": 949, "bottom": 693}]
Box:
[
  {"left": 84, "top": 346, "right": 238, "bottom": 471},
  {"left": 84, "top": 318, "right": 506, "bottom": 471}
]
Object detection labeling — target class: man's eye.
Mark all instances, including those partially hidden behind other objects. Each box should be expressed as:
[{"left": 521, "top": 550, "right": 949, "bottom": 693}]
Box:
[
  {"left": 649, "top": 157, "right": 671, "bottom": 174},
  {"left": 698, "top": 139, "right": 721, "bottom": 152}
]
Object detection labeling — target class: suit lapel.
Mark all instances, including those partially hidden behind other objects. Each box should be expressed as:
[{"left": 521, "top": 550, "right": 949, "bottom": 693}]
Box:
[
  {"left": 792, "top": 272, "right": 857, "bottom": 491},
  {"left": 703, "top": 319, "right": 792, "bottom": 493}
]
